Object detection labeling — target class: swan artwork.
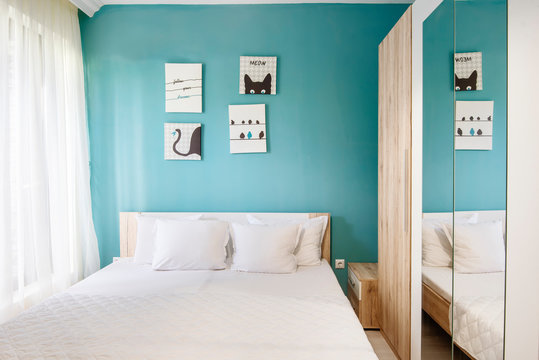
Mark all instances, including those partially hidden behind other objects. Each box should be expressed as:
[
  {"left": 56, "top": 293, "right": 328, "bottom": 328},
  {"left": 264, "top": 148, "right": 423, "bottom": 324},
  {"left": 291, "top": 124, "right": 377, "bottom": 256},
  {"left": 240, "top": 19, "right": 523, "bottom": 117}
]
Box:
[{"left": 164, "top": 123, "right": 201, "bottom": 160}]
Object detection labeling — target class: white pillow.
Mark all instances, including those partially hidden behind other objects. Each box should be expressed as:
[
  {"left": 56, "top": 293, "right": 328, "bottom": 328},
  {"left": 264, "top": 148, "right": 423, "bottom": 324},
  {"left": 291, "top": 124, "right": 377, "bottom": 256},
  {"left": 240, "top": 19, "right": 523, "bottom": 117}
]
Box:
[
  {"left": 422, "top": 213, "right": 479, "bottom": 267},
  {"left": 246, "top": 215, "right": 328, "bottom": 266},
  {"left": 422, "top": 219, "right": 453, "bottom": 267},
  {"left": 134, "top": 213, "right": 202, "bottom": 265},
  {"left": 447, "top": 221, "right": 506, "bottom": 273},
  {"left": 230, "top": 223, "right": 300, "bottom": 273},
  {"left": 152, "top": 219, "right": 229, "bottom": 271}
]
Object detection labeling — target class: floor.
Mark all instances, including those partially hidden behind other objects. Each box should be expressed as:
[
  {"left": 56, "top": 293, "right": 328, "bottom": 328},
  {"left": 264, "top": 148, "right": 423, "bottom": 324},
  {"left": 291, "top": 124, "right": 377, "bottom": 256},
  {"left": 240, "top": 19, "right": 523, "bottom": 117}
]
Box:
[
  {"left": 365, "top": 312, "right": 471, "bottom": 360},
  {"left": 365, "top": 330, "right": 398, "bottom": 360}
]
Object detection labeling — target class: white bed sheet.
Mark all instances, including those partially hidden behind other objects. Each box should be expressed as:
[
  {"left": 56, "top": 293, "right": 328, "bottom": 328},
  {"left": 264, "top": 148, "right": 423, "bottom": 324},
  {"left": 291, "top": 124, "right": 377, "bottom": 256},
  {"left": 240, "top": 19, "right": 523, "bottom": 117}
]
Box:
[
  {"left": 422, "top": 266, "right": 505, "bottom": 360},
  {"left": 422, "top": 266, "right": 505, "bottom": 301},
  {"left": 0, "top": 260, "right": 378, "bottom": 360}
]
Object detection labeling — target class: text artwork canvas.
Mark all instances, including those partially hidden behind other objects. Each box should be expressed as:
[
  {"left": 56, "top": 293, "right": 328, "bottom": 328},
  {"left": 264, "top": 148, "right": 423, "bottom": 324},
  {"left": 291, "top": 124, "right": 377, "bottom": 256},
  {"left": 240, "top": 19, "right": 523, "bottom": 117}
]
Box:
[
  {"left": 164, "top": 123, "right": 202, "bottom": 160},
  {"left": 455, "top": 101, "right": 494, "bottom": 150},
  {"left": 239, "top": 56, "right": 277, "bottom": 95},
  {"left": 229, "top": 104, "right": 267, "bottom": 154},
  {"left": 165, "top": 63, "right": 202, "bottom": 113},
  {"left": 454, "top": 52, "right": 483, "bottom": 91}
]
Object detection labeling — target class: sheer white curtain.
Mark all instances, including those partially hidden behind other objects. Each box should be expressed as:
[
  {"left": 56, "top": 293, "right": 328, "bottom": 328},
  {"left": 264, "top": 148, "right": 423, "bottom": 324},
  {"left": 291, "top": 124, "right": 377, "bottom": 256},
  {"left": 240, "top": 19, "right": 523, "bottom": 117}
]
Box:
[{"left": 0, "top": 0, "right": 100, "bottom": 323}]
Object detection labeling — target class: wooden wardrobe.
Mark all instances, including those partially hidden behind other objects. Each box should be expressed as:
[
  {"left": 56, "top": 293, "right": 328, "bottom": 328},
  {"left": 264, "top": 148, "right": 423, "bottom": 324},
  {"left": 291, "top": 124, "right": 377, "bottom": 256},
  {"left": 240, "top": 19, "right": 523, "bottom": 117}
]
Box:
[{"left": 378, "top": 7, "right": 412, "bottom": 360}]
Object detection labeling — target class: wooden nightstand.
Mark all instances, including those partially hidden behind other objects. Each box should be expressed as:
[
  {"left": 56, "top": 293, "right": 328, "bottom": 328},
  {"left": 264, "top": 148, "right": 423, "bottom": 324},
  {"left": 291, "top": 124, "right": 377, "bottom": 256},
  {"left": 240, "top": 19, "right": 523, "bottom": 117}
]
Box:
[{"left": 347, "top": 262, "right": 379, "bottom": 329}]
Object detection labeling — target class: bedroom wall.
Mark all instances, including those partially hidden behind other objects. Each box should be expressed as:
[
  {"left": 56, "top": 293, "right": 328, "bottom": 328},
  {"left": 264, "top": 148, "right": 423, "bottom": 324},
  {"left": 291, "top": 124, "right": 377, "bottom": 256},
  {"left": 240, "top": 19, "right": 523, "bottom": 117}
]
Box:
[
  {"left": 79, "top": 4, "right": 408, "bottom": 290},
  {"left": 423, "top": 0, "right": 507, "bottom": 213}
]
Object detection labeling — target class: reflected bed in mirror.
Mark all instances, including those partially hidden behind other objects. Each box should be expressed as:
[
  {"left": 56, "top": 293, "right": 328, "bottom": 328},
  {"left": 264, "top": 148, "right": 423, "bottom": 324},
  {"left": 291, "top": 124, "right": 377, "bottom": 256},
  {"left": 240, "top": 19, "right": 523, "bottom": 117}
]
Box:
[{"left": 422, "top": 211, "right": 506, "bottom": 360}]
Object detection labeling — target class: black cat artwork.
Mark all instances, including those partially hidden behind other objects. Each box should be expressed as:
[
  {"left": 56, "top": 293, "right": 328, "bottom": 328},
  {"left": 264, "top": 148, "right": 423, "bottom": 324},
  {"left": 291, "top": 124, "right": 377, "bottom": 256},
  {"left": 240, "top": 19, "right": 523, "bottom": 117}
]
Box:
[
  {"left": 245, "top": 74, "right": 271, "bottom": 94},
  {"left": 173, "top": 127, "right": 201, "bottom": 157},
  {"left": 455, "top": 70, "right": 478, "bottom": 91}
]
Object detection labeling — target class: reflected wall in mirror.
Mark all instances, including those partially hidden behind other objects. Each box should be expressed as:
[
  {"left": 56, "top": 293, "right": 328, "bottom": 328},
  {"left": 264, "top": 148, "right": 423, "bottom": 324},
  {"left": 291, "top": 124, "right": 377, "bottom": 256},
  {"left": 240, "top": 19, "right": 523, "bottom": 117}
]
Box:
[
  {"left": 421, "top": 0, "right": 455, "bottom": 359},
  {"left": 453, "top": 0, "right": 507, "bottom": 359}
]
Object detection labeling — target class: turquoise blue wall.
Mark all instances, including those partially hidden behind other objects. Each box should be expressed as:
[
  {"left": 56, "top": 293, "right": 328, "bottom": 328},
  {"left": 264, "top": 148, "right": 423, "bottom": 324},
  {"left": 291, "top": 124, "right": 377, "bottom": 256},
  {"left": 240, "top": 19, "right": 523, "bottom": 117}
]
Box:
[
  {"left": 79, "top": 4, "right": 407, "bottom": 290},
  {"left": 423, "top": 0, "right": 506, "bottom": 212}
]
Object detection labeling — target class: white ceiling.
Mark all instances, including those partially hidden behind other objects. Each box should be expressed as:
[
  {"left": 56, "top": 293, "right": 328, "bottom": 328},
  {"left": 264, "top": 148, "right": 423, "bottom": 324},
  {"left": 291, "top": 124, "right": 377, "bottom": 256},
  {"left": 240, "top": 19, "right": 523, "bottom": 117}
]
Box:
[{"left": 72, "top": 0, "right": 412, "bottom": 17}]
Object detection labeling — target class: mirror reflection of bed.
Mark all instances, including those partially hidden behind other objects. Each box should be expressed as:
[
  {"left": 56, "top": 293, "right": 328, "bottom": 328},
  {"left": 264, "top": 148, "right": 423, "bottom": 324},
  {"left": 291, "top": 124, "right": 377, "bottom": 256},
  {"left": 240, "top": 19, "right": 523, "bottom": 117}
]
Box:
[{"left": 422, "top": 211, "right": 506, "bottom": 360}]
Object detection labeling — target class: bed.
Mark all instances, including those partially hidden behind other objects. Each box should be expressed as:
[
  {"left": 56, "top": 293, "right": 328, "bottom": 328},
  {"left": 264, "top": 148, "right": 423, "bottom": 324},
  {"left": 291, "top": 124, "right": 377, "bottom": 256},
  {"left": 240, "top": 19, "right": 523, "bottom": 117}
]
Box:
[
  {"left": 0, "top": 212, "right": 378, "bottom": 360},
  {"left": 422, "top": 211, "right": 505, "bottom": 360}
]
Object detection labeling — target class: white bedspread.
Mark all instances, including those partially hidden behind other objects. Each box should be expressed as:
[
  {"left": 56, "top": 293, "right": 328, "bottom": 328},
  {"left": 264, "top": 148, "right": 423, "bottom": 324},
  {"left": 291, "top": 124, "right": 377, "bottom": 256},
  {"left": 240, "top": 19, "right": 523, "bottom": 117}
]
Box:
[
  {"left": 453, "top": 296, "right": 504, "bottom": 360},
  {"left": 0, "top": 260, "right": 377, "bottom": 360},
  {"left": 422, "top": 266, "right": 505, "bottom": 360}
]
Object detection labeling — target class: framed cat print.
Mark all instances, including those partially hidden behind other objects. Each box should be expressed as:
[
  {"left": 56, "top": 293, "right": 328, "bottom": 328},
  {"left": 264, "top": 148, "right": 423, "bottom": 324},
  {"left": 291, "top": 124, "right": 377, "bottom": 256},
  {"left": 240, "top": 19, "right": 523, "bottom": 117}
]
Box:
[
  {"left": 454, "top": 52, "right": 483, "bottom": 91},
  {"left": 455, "top": 101, "right": 493, "bottom": 150},
  {"left": 165, "top": 63, "right": 202, "bottom": 113},
  {"left": 164, "top": 123, "right": 202, "bottom": 160},
  {"left": 229, "top": 104, "right": 267, "bottom": 153},
  {"left": 239, "top": 56, "right": 277, "bottom": 95}
]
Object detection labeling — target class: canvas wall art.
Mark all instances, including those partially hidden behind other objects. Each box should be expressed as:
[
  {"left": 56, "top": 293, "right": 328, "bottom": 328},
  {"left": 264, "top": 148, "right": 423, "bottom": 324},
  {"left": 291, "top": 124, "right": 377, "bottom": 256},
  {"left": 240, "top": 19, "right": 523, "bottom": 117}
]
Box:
[
  {"left": 165, "top": 63, "right": 202, "bottom": 113},
  {"left": 164, "top": 123, "right": 202, "bottom": 160},
  {"left": 454, "top": 52, "right": 483, "bottom": 91},
  {"left": 455, "top": 101, "right": 493, "bottom": 150},
  {"left": 239, "top": 56, "right": 277, "bottom": 95},
  {"left": 229, "top": 104, "right": 266, "bottom": 153}
]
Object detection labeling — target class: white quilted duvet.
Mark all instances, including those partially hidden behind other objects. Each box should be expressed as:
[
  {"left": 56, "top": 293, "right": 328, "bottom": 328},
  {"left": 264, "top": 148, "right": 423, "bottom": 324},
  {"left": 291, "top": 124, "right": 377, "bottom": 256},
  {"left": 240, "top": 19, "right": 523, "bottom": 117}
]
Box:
[
  {"left": 453, "top": 296, "right": 505, "bottom": 360},
  {"left": 0, "top": 260, "right": 377, "bottom": 360}
]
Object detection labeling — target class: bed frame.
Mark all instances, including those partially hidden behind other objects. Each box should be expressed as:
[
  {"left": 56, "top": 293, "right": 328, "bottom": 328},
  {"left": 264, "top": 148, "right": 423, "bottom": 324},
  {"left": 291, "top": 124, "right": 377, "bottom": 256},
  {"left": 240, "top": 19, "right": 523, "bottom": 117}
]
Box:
[{"left": 119, "top": 212, "right": 331, "bottom": 263}]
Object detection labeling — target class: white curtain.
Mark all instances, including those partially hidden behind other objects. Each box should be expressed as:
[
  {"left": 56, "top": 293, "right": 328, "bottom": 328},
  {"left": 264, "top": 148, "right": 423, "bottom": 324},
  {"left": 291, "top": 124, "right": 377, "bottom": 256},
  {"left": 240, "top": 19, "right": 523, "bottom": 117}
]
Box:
[{"left": 0, "top": 0, "right": 100, "bottom": 323}]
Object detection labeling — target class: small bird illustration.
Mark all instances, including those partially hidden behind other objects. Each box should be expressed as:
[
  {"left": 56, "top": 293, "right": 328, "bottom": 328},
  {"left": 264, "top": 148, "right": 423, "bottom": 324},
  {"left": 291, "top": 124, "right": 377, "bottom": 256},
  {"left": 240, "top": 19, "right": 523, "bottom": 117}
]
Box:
[
  {"left": 248, "top": 120, "right": 252, "bottom": 124},
  {"left": 477, "top": 129, "right": 483, "bottom": 136},
  {"left": 247, "top": 131, "right": 252, "bottom": 139},
  {"left": 240, "top": 133, "right": 245, "bottom": 139},
  {"left": 259, "top": 131, "right": 264, "bottom": 139},
  {"left": 256, "top": 120, "right": 260, "bottom": 124},
  {"left": 470, "top": 116, "right": 474, "bottom": 121},
  {"left": 231, "top": 120, "right": 235, "bottom": 125},
  {"left": 470, "top": 128, "right": 475, "bottom": 136},
  {"left": 457, "top": 128, "right": 463, "bottom": 136},
  {"left": 488, "top": 116, "right": 492, "bottom": 121}
]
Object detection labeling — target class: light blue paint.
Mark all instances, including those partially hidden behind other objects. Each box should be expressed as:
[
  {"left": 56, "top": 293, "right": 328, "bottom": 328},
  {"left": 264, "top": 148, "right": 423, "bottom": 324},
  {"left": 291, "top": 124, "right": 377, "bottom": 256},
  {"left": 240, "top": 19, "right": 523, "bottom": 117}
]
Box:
[
  {"left": 454, "top": 1, "right": 507, "bottom": 211},
  {"left": 423, "top": 0, "right": 455, "bottom": 213},
  {"left": 423, "top": 0, "right": 506, "bottom": 213},
  {"left": 79, "top": 4, "right": 408, "bottom": 290}
]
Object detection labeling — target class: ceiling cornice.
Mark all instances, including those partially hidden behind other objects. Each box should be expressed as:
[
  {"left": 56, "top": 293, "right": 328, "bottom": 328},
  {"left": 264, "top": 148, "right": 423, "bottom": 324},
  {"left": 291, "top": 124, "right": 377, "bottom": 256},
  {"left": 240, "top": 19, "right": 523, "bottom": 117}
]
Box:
[
  {"left": 73, "top": 0, "right": 411, "bottom": 17},
  {"left": 70, "top": 0, "right": 104, "bottom": 16}
]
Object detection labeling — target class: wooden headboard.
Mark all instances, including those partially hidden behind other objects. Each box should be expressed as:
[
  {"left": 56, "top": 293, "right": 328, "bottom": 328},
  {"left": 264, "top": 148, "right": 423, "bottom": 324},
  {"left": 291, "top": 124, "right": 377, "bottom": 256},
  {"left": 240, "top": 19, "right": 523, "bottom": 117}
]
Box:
[{"left": 119, "top": 212, "right": 331, "bottom": 263}]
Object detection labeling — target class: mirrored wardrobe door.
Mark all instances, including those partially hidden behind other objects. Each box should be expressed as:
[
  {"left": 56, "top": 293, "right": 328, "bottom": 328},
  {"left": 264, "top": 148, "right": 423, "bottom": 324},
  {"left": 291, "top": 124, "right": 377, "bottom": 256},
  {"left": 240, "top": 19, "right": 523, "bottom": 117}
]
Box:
[
  {"left": 421, "top": 1, "right": 455, "bottom": 359},
  {"left": 452, "top": 0, "right": 507, "bottom": 359}
]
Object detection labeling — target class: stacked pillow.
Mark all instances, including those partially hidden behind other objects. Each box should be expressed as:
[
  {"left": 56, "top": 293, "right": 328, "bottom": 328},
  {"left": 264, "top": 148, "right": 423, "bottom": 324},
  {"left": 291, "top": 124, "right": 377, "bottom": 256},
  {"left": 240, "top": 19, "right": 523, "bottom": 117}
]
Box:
[
  {"left": 422, "top": 213, "right": 478, "bottom": 267},
  {"left": 443, "top": 220, "right": 505, "bottom": 273},
  {"left": 132, "top": 214, "right": 328, "bottom": 274},
  {"left": 422, "top": 213, "right": 506, "bottom": 273}
]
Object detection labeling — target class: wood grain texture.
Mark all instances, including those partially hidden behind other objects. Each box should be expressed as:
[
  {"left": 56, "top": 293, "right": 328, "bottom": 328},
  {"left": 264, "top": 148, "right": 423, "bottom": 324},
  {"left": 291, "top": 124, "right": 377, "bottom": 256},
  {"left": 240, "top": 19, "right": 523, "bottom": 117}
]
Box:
[
  {"left": 349, "top": 262, "right": 378, "bottom": 280},
  {"left": 378, "top": 6, "right": 412, "bottom": 360},
  {"left": 348, "top": 263, "right": 379, "bottom": 329},
  {"left": 422, "top": 283, "right": 451, "bottom": 335},
  {"left": 120, "top": 212, "right": 331, "bottom": 262}
]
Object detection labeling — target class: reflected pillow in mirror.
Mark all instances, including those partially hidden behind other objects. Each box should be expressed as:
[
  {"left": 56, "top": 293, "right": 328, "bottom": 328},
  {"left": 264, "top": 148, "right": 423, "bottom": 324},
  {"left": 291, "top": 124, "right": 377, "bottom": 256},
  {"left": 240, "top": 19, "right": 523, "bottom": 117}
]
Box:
[
  {"left": 422, "top": 219, "right": 453, "bottom": 267},
  {"left": 446, "top": 221, "right": 505, "bottom": 273},
  {"left": 422, "top": 213, "right": 479, "bottom": 267}
]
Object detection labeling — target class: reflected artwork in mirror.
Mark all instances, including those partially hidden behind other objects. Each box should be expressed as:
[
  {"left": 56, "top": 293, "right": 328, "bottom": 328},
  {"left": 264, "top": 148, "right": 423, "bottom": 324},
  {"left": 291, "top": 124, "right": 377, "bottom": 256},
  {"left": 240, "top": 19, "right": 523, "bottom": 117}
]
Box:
[{"left": 453, "top": 1, "right": 507, "bottom": 360}]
